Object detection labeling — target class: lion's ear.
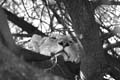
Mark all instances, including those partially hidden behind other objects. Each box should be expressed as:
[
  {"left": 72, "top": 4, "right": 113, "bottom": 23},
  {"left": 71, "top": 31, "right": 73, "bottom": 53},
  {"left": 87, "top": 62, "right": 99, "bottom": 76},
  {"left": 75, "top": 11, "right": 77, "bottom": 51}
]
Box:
[
  {"left": 29, "top": 34, "right": 42, "bottom": 52},
  {"left": 31, "top": 34, "right": 42, "bottom": 43}
]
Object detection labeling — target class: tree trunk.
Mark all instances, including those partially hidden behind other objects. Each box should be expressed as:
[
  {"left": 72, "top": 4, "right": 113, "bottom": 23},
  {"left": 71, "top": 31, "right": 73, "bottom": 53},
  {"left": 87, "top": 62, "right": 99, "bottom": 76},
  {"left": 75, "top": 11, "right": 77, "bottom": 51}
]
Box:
[{"left": 62, "top": 0, "right": 107, "bottom": 80}]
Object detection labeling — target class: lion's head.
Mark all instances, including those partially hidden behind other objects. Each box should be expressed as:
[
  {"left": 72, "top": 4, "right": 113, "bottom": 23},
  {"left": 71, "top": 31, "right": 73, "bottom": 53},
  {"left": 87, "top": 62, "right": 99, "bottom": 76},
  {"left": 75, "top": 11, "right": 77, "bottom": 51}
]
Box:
[{"left": 30, "top": 34, "right": 84, "bottom": 63}]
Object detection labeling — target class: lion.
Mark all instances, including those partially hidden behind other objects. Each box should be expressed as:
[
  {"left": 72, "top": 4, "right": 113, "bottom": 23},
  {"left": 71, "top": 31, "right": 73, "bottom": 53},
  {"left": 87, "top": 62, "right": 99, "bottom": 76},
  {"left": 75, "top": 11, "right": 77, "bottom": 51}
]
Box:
[{"left": 29, "top": 34, "right": 84, "bottom": 63}]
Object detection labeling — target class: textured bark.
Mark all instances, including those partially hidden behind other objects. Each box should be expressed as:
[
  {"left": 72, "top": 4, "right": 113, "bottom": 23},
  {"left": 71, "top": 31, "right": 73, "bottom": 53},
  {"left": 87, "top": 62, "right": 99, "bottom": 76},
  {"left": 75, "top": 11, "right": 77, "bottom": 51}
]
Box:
[
  {"left": 61, "top": 0, "right": 107, "bottom": 80},
  {"left": 3, "top": 8, "right": 46, "bottom": 37}
]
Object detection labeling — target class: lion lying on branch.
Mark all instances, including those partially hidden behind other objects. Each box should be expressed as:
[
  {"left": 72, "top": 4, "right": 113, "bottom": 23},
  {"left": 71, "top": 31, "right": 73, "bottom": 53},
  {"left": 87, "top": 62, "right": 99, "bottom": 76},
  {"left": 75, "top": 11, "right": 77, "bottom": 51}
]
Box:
[{"left": 30, "top": 34, "right": 84, "bottom": 63}]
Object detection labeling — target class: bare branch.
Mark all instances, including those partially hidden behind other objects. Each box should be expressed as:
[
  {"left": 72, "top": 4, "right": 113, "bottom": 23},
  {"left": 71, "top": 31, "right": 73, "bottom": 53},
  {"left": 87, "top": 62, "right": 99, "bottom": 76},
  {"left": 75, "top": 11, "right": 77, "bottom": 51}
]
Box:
[{"left": 105, "top": 42, "right": 120, "bottom": 50}]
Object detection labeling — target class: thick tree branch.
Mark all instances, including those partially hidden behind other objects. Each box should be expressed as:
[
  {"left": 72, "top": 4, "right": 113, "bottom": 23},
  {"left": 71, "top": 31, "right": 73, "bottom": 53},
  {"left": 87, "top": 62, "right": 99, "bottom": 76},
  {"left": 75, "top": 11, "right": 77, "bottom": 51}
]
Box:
[
  {"left": 12, "top": 33, "right": 32, "bottom": 37},
  {"left": 2, "top": 8, "right": 46, "bottom": 37}
]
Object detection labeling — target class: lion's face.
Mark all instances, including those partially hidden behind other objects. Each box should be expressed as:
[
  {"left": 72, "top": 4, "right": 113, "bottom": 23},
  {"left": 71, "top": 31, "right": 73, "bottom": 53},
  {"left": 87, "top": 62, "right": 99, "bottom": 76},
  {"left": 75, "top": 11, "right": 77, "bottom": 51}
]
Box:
[
  {"left": 30, "top": 34, "right": 83, "bottom": 63},
  {"left": 38, "top": 37, "right": 63, "bottom": 56}
]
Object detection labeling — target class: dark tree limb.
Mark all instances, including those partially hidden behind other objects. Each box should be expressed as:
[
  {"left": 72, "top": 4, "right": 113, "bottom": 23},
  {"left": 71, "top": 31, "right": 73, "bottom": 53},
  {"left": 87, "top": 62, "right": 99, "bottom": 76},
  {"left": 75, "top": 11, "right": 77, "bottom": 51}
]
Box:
[
  {"left": 2, "top": 8, "right": 46, "bottom": 37},
  {"left": 12, "top": 33, "right": 32, "bottom": 37}
]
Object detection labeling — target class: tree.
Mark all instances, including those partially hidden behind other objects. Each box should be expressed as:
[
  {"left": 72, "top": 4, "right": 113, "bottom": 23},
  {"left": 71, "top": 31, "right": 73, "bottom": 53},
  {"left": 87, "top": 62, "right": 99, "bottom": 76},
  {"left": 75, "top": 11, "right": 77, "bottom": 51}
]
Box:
[
  {"left": 59, "top": 0, "right": 120, "bottom": 80},
  {"left": 60, "top": 0, "right": 106, "bottom": 80},
  {"left": 1, "top": 0, "right": 120, "bottom": 80}
]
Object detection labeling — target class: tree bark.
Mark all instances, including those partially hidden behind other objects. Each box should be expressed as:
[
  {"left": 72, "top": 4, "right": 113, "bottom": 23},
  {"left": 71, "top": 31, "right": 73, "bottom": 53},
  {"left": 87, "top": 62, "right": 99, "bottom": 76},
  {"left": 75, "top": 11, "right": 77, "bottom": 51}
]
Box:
[
  {"left": 3, "top": 8, "right": 46, "bottom": 37},
  {"left": 61, "top": 0, "right": 107, "bottom": 80}
]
